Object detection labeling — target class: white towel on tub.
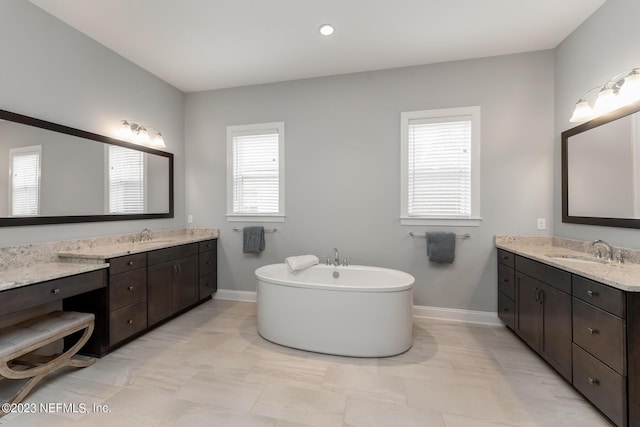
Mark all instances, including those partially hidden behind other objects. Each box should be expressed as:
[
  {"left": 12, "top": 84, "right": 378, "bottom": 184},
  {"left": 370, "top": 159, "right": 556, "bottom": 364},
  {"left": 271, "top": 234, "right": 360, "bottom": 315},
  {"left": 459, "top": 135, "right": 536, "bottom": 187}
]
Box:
[{"left": 285, "top": 255, "right": 319, "bottom": 272}]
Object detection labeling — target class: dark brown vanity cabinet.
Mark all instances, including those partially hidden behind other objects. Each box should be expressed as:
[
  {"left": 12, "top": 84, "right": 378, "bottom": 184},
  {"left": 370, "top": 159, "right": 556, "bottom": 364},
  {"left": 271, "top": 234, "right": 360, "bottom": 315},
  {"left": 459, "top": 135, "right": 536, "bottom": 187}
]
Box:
[
  {"left": 497, "top": 249, "right": 515, "bottom": 329},
  {"left": 514, "top": 255, "right": 572, "bottom": 381},
  {"left": 497, "top": 249, "right": 640, "bottom": 426},
  {"left": 147, "top": 243, "right": 199, "bottom": 326},
  {"left": 107, "top": 253, "right": 148, "bottom": 345},
  {"left": 198, "top": 239, "right": 217, "bottom": 300},
  {"left": 572, "top": 275, "right": 627, "bottom": 427}
]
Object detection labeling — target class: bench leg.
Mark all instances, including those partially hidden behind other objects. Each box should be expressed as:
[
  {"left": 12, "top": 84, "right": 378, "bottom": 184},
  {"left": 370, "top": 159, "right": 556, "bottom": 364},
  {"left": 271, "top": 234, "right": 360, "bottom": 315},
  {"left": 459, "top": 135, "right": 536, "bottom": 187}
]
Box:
[{"left": 0, "top": 320, "right": 96, "bottom": 415}]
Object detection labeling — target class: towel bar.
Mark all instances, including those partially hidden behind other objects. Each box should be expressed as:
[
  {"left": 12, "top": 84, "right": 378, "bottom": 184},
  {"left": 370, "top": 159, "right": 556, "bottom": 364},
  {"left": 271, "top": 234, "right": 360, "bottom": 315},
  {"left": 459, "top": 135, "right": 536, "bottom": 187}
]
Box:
[
  {"left": 232, "top": 227, "right": 277, "bottom": 233},
  {"left": 409, "top": 232, "right": 470, "bottom": 239}
]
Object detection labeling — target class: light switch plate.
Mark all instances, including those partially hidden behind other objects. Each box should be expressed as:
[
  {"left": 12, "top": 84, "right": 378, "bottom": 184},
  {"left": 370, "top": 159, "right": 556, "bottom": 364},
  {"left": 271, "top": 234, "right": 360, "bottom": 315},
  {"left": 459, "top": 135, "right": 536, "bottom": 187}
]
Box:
[{"left": 537, "top": 218, "right": 546, "bottom": 230}]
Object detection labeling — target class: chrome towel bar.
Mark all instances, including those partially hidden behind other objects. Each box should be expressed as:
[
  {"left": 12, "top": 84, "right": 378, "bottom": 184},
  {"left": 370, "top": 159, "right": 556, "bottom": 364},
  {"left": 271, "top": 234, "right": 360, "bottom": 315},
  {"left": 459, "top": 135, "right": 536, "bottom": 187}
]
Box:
[
  {"left": 409, "top": 232, "right": 470, "bottom": 239},
  {"left": 232, "top": 227, "right": 278, "bottom": 233}
]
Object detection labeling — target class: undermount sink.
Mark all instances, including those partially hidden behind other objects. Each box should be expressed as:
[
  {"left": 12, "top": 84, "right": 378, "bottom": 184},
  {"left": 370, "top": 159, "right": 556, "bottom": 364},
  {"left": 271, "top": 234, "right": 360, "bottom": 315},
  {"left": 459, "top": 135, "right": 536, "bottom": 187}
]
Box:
[
  {"left": 133, "top": 239, "right": 176, "bottom": 246},
  {"left": 546, "top": 254, "right": 603, "bottom": 265},
  {"left": 547, "top": 254, "right": 605, "bottom": 264}
]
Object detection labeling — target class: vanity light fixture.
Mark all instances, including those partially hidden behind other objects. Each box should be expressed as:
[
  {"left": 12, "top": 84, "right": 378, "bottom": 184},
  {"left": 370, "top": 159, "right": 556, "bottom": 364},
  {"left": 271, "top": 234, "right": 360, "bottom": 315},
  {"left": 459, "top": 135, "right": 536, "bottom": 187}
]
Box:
[
  {"left": 118, "top": 120, "right": 166, "bottom": 149},
  {"left": 318, "top": 24, "right": 335, "bottom": 36},
  {"left": 570, "top": 68, "right": 640, "bottom": 123}
]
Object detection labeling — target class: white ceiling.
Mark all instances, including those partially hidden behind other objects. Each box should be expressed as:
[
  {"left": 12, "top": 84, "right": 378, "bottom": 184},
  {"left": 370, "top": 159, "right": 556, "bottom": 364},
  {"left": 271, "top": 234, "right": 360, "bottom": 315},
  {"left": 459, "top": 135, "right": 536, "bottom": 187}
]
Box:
[{"left": 29, "top": 0, "right": 606, "bottom": 93}]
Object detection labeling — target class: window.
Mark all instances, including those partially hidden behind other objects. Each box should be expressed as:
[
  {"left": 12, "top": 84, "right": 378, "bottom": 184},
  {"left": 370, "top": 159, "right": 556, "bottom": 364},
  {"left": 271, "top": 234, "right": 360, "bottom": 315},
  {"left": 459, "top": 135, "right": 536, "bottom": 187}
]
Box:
[
  {"left": 227, "top": 122, "right": 285, "bottom": 222},
  {"left": 400, "top": 106, "right": 481, "bottom": 226},
  {"left": 9, "top": 146, "right": 41, "bottom": 216},
  {"left": 107, "top": 145, "right": 146, "bottom": 214}
]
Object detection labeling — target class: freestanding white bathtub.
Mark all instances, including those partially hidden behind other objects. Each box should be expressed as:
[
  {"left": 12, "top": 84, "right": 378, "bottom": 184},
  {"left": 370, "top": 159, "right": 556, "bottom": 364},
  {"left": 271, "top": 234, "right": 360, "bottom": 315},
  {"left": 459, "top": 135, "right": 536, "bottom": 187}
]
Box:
[{"left": 255, "top": 263, "right": 415, "bottom": 357}]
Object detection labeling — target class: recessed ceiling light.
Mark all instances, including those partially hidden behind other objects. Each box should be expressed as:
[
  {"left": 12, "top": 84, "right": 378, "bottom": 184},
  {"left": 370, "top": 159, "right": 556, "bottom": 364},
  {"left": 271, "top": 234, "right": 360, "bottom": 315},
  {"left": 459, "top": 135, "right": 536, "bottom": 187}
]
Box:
[{"left": 318, "top": 24, "right": 335, "bottom": 36}]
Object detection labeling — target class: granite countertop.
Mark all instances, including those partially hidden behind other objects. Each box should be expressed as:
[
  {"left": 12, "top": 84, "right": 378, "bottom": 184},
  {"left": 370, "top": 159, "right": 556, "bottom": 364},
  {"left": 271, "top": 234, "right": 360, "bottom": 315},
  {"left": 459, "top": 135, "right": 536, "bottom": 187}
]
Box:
[
  {"left": 0, "top": 228, "right": 218, "bottom": 293},
  {"left": 58, "top": 230, "right": 218, "bottom": 260},
  {"left": 0, "top": 261, "right": 109, "bottom": 292},
  {"left": 496, "top": 235, "right": 640, "bottom": 292}
]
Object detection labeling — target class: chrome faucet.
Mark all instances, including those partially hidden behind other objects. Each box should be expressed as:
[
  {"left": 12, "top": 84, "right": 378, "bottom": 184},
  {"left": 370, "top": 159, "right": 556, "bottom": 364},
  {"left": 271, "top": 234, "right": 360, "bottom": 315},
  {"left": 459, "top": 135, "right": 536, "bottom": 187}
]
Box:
[
  {"left": 139, "top": 228, "right": 151, "bottom": 243},
  {"left": 592, "top": 239, "right": 613, "bottom": 261},
  {"left": 333, "top": 248, "right": 340, "bottom": 266}
]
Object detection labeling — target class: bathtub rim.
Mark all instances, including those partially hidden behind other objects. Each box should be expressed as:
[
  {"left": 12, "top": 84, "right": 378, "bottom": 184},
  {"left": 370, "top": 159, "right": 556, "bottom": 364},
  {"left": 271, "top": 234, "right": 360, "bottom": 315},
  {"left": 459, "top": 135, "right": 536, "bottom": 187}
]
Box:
[{"left": 255, "top": 263, "right": 415, "bottom": 293}]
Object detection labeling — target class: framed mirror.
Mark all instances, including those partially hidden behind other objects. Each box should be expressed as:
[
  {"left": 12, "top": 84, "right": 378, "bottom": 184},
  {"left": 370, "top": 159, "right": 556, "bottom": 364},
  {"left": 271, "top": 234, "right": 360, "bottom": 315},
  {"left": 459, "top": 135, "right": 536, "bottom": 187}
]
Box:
[
  {"left": 562, "top": 101, "right": 640, "bottom": 228},
  {"left": 0, "top": 109, "right": 173, "bottom": 226}
]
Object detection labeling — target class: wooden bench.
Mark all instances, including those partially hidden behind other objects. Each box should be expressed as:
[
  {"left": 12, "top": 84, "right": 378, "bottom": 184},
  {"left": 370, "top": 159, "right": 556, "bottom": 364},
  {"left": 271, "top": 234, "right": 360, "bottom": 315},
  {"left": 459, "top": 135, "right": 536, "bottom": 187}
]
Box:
[{"left": 0, "top": 311, "right": 96, "bottom": 415}]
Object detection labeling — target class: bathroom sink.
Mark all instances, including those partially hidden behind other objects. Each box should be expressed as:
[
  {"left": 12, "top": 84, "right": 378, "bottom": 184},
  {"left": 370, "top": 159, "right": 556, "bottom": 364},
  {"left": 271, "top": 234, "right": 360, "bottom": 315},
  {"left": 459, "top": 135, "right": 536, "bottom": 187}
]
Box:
[
  {"left": 546, "top": 254, "right": 603, "bottom": 265},
  {"left": 133, "top": 239, "right": 176, "bottom": 246}
]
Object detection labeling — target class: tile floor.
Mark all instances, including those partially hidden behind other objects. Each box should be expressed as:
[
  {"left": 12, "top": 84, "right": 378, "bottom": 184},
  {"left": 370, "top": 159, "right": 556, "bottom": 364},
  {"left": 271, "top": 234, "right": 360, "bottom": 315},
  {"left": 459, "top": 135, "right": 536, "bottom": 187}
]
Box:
[{"left": 0, "top": 299, "right": 612, "bottom": 426}]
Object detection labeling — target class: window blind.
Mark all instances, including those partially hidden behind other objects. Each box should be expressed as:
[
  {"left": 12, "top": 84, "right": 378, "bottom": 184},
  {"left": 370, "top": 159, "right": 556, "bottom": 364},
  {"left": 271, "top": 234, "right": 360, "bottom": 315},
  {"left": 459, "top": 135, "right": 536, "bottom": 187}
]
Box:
[
  {"left": 108, "top": 145, "right": 145, "bottom": 214},
  {"left": 10, "top": 148, "right": 40, "bottom": 216},
  {"left": 232, "top": 130, "right": 280, "bottom": 214},
  {"left": 407, "top": 116, "right": 471, "bottom": 217}
]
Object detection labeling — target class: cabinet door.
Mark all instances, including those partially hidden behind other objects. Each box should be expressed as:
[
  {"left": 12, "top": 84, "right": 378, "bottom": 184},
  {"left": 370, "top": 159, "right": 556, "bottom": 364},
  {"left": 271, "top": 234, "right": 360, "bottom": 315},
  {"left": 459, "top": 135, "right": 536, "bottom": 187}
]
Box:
[
  {"left": 147, "top": 260, "right": 175, "bottom": 326},
  {"left": 515, "top": 273, "right": 541, "bottom": 350},
  {"left": 540, "top": 283, "right": 572, "bottom": 381},
  {"left": 173, "top": 255, "right": 198, "bottom": 312}
]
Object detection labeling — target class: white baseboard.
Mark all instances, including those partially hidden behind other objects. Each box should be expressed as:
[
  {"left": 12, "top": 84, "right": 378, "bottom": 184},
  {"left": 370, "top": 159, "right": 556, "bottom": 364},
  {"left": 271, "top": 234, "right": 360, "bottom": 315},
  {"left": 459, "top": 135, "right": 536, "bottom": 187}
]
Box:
[
  {"left": 214, "top": 289, "right": 501, "bottom": 326},
  {"left": 213, "top": 289, "right": 257, "bottom": 302},
  {"left": 412, "top": 305, "right": 502, "bottom": 326}
]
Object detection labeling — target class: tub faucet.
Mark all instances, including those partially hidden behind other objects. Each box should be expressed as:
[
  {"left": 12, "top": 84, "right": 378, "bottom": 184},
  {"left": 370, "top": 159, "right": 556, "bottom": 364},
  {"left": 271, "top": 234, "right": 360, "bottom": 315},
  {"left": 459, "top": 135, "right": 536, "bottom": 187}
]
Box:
[
  {"left": 592, "top": 239, "right": 613, "bottom": 261},
  {"left": 333, "top": 248, "right": 340, "bottom": 266}
]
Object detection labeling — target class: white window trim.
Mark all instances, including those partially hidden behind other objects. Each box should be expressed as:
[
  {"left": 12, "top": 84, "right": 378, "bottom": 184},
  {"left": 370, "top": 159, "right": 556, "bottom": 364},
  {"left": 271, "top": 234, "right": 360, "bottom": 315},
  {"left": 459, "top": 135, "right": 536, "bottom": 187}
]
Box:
[
  {"left": 8, "top": 145, "right": 42, "bottom": 217},
  {"left": 226, "top": 122, "right": 285, "bottom": 222},
  {"left": 400, "top": 106, "right": 481, "bottom": 227}
]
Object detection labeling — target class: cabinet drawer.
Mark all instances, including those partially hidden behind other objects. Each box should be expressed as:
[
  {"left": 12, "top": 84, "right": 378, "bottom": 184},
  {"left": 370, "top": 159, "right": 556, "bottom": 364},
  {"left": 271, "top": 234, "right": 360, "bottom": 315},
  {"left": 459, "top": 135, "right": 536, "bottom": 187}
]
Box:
[
  {"left": 148, "top": 243, "right": 198, "bottom": 266},
  {"left": 0, "top": 269, "right": 106, "bottom": 313},
  {"left": 109, "top": 253, "right": 147, "bottom": 276},
  {"left": 199, "top": 250, "right": 216, "bottom": 277},
  {"left": 515, "top": 255, "right": 571, "bottom": 294},
  {"left": 498, "top": 292, "right": 514, "bottom": 329},
  {"left": 110, "top": 269, "right": 147, "bottom": 311},
  {"left": 109, "top": 300, "right": 147, "bottom": 345},
  {"left": 497, "top": 249, "right": 514, "bottom": 268},
  {"left": 573, "top": 275, "right": 625, "bottom": 318},
  {"left": 573, "top": 298, "right": 626, "bottom": 375},
  {"left": 199, "top": 239, "right": 216, "bottom": 253},
  {"left": 199, "top": 273, "right": 217, "bottom": 299},
  {"left": 498, "top": 263, "right": 515, "bottom": 300},
  {"left": 573, "top": 344, "right": 626, "bottom": 427}
]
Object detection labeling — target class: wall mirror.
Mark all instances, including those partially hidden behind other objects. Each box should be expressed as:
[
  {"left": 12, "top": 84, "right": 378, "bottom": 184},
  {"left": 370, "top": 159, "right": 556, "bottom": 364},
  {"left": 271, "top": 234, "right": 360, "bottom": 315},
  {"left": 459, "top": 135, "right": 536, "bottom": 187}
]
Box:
[
  {"left": 562, "top": 101, "right": 640, "bottom": 228},
  {"left": 0, "top": 109, "right": 173, "bottom": 226}
]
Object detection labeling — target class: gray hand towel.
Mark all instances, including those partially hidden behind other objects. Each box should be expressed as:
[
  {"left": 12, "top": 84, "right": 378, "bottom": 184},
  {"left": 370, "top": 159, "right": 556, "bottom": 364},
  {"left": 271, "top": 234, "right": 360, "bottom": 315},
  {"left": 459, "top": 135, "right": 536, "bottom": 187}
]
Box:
[
  {"left": 243, "top": 226, "right": 265, "bottom": 253},
  {"left": 426, "top": 232, "right": 456, "bottom": 264}
]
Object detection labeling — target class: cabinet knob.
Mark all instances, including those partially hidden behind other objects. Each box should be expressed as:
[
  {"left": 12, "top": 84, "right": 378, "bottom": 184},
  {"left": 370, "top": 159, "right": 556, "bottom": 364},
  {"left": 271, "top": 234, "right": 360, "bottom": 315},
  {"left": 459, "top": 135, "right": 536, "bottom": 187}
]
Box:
[
  {"left": 587, "top": 377, "right": 599, "bottom": 386},
  {"left": 502, "top": 278, "right": 509, "bottom": 283},
  {"left": 206, "top": 261, "right": 211, "bottom": 265},
  {"left": 586, "top": 290, "right": 598, "bottom": 297},
  {"left": 503, "top": 307, "right": 509, "bottom": 312},
  {"left": 206, "top": 282, "right": 211, "bottom": 288},
  {"left": 127, "top": 319, "right": 133, "bottom": 325},
  {"left": 128, "top": 261, "right": 134, "bottom": 266},
  {"left": 51, "top": 288, "right": 60, "bottom": 294},
  {"left": 587, "top": 327, "right": 599, "bottom": 335},
  {"left": 128, "top": 286, "right": 134, "bottom": 291}
]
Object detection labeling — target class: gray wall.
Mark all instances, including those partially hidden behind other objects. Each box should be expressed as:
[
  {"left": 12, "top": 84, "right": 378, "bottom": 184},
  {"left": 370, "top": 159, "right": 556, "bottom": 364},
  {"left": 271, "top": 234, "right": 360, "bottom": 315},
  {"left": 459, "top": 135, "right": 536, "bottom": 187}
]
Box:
[
  {"left": 185, "top": 51, "right": 555, "bottom": 311},
  {"left": 0, "top": 0, "right": 185, "bottom": 247},
  {"left": 555, "top": 0, "right": 640, "bottom": 245}
]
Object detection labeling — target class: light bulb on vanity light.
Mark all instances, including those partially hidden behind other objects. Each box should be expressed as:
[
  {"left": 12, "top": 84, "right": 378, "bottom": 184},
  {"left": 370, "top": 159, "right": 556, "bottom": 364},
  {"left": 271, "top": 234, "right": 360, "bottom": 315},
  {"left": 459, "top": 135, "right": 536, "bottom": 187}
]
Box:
[
  {"left": 118, "top": 120, "right": 166, "bottom": 149},
  {"left": 619, "top": 69, "right": 640, "bottom": 105}
]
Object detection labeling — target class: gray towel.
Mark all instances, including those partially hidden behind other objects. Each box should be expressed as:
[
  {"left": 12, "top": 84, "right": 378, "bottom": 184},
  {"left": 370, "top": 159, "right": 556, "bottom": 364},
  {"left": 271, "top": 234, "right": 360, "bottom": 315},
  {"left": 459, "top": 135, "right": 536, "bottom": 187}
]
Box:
[
  {"left": 243, "top": 226, "right": 265, "bottom": 253},
  {"left": 426, "top": 232, "right": 456, "bottom": 264}
]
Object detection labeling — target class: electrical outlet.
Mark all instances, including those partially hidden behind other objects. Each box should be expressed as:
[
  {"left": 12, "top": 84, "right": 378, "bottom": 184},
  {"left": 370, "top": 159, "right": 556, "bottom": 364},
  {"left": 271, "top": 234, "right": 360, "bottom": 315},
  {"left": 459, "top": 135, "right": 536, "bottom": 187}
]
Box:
[
  {"left": 187, "top": 214, "right": 193, "bottom": 224},
  {"left": 537, "top": 218, "right": 546, "bottom": 230}
]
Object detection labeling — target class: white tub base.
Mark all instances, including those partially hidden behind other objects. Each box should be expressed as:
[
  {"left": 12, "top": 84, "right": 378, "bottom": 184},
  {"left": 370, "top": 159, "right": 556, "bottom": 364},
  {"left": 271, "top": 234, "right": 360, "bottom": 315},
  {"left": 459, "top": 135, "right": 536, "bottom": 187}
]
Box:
[{"left": 256, "top": 267, "right": 413, "bottom": 357}]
